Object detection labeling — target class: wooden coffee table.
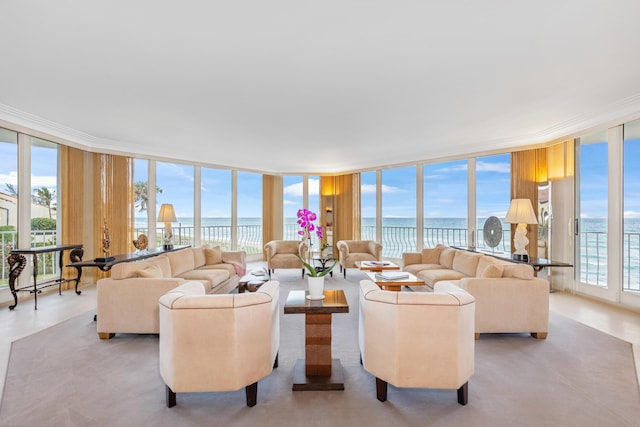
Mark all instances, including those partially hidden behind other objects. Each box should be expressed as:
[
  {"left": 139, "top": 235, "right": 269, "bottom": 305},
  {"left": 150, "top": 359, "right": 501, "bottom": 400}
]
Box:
[
  {"left": 283, "top": 289, "right": 349, "bottom": 391},
  {"left": 365, "top": 271, "right": 425, "bottom": 292}
]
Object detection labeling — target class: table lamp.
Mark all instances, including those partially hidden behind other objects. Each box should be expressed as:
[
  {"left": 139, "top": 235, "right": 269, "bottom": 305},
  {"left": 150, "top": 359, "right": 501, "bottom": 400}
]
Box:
[
  {"left": 504, "top": 198, "right": 538, "bottom": 261},
  {"left": 157, "top": 203, "right": 177, "bottom": 250}
]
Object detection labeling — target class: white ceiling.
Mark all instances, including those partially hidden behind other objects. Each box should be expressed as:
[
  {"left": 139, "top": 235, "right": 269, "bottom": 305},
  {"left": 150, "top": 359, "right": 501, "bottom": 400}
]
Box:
[{"left": 2, "top": 1, "right": 640, "bottom": 174}]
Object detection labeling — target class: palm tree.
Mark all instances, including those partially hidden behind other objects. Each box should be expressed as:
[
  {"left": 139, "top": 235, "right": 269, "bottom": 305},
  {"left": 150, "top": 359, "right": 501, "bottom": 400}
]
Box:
[
  {"left": 4, "top": 183, "right": 17, "bottom": 196},
  {"left": 134, "top": 181, "right": 163, "bottom": 212},
  {"left": 32, "top": 187, "right": 56, "bottom": 218}
]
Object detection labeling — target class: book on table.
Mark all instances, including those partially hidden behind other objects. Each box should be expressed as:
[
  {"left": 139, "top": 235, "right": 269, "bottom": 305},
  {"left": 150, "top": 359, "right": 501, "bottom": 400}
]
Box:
[
  {"left": 364, "top": 261, "right": 391, "bottom": 266},
  {"left": 375, "top": 271, "right": 410, "bottom": 280}
]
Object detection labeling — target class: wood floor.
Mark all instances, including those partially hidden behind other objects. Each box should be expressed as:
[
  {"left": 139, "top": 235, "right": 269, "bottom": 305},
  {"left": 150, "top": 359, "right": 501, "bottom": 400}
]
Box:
[{"left": 1, "top": 279, "right": 639, "bottom": 402}]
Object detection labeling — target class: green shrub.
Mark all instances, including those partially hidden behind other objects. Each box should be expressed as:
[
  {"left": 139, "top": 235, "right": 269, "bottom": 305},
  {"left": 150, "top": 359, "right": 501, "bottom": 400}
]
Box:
[
  {"left": 0, "top": 225, "right": 16, "bottom": 232},
  {"left": 31, "top": 217, "right": 57, "bottom": 230}
]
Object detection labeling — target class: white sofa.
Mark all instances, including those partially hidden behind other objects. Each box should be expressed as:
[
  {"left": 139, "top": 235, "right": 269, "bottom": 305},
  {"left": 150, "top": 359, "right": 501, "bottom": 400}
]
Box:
[
  {"left": 96, "top": 245, "right": 246, "bottom": 339},
  {"left": 159, "top": 280, "right": 279, "bottom": 407},
  {"left": 359, "top": 279, "right": 475, "bottom": 403},
  {"left": 402, "top": 245, "right": 549, "bottom": 339}
]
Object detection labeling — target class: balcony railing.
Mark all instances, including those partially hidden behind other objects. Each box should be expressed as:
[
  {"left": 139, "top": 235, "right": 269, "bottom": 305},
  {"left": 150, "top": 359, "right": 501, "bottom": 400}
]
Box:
[{"left": 2, "top": 227, "right": 639, "bottom": 292}]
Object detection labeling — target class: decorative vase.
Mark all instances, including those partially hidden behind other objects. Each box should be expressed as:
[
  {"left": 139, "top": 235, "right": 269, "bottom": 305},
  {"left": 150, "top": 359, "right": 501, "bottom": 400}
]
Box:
[{"left": 307, "top": 276, "right": 325, "bottom": 300}]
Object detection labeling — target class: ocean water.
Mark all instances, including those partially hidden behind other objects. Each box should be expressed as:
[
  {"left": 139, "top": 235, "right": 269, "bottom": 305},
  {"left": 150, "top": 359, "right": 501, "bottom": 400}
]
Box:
[{"left": 134, "top": 216, "right": 640, "bottom": 290}]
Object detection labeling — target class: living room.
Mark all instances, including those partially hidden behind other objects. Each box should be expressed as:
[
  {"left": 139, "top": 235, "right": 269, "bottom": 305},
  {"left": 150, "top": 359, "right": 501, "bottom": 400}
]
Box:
[{"left": 1, "top": 2, "right": 640, "bottom": 425}]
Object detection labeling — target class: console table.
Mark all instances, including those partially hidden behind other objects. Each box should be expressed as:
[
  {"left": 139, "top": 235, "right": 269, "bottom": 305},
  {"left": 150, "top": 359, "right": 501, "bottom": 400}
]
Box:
[
  {"left": 67, "top": 245, "right": 190, "bottom": 285},
  {"left": 284, "top": 289, "right": 349, "bottom": 391},
  {"left": 452, "top": 246, "right": 573, "bottom": 272},
  {"left": 8, "top": 244, "right": 84, "bottom": 310}
]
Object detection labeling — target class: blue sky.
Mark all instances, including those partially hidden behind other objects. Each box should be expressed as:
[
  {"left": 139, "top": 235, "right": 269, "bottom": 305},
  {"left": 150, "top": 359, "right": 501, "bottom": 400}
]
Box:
[{"left": 2, "top": 136, "right": 640, "bottom": 221}]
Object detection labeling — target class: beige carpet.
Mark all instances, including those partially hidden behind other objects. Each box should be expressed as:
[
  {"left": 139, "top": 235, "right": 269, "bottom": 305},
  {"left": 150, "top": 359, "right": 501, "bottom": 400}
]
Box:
[{"left": 2, "top": 270, "right": 640, "bottom": 427}]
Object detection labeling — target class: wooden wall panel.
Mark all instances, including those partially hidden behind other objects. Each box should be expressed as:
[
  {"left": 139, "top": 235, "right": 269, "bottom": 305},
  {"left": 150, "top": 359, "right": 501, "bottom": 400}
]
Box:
[
  {"left": 333, "top": 173, "right": 360, "bottom": 243},
  {"left": 262, "top": 174, "right": 282, "bottom": 259}
]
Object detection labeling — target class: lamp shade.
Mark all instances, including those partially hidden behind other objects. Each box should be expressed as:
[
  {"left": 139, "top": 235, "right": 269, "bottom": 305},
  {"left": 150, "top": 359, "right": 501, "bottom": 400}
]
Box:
[
  {"left": 157, "top": 203, "right": 177, "bottom": 223},
  {"left": 504, "top": 199, "right": 537, "bottom": 225}
]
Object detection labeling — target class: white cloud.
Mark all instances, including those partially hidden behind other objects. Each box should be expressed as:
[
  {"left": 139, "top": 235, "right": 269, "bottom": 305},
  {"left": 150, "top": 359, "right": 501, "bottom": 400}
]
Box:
[
  {"left": 283, "top": 199, "right": 297, "bottom": 205},
  {"left": 31, "top": 176, "right": 57, "bottom": 188},
  {"left": 0, "top": 171, "right": 18, "bottom": 186},
  {"left": 624, "top": 210, "right": 640, "bottom": 219},
  {"left": 361, "top": 183, "right": 402, "bottom": 194},
  {"left": 283, "top": 179, "right": 322, "bottom": 196},
  {"left": 476, "top": 161, "right": 510, "bottom": 173}
]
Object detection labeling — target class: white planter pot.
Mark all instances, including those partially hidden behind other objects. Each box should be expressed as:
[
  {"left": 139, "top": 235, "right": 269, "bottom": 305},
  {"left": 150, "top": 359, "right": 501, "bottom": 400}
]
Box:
[{"left": 307, "top": 276, "right": 325, "bottom": 300}]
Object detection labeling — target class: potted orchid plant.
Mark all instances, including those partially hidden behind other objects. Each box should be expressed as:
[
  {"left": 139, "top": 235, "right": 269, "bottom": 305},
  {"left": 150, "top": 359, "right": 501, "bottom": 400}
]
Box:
[{"left": 294, "top": 209, "right": 336, "bottom": 300}]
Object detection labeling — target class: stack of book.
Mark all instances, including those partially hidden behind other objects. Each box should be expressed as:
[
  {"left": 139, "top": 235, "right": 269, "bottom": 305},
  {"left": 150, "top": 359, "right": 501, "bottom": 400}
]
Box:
[
  {"left": 365, "top": 261, "right": 390, "bottom": 266},
  {"left": 375, "top": 271, "right": 410, "bottom": 280}
]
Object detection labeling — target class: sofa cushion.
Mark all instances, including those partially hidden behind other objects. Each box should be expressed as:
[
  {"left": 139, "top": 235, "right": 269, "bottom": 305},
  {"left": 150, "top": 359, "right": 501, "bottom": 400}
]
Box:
[
  {"left": 480, "top": 264, "right": 504, "bottom": 278},
  {"left": 503, "top": 264, "right": 534, "bottom": 280},
  {"left": 198, "top": 263, "right": 236, "bottom": 276},
  {"left": 417, "top": 269, "right": 467, "bottom": 287},
  {"left": 421, "top": 247, "right": 442, "bottom": 264},
  {"left": 403, "top": 263, "right": 441, "bottom": 276},
  {"left": 205, "top": 246, "right": 223, "bottom": 265},
  {"left": 110, "top": 256, "right": 171, "bottom": 280},
  {"left": 177, "top": 269, "right": 230, "bottom": 289},
  {"left": 452, "top": 250, "right": 483, "bottom": 276},
  {"left": 191, "top": 246, "right": 207, "bottom": 268},
  {"left": 135, "top": 264, "right": 164, "bottom": 278},
  {"left": 439, "top": 247, "right": 456, "bottom": 269},
  {"left": 166, "top": 249, "right": 196, "bottom": 277}
]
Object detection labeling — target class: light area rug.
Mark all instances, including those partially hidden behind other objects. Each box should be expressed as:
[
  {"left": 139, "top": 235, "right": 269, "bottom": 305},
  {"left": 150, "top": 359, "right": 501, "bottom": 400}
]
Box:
[{"left": 1, "top": 270, "right": 639, "bottom": 427}]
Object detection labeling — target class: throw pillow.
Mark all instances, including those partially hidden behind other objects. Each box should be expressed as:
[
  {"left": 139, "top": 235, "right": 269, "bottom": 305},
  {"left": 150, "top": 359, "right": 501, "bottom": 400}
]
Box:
[
  {"left": 135, "top": 264, "right": 163, "bottom": 278},
  {"left": 480, "top": 264, "right": 504, "bottom": 278},
  {"left": 439, "top": 247, "right": 455, "bottom": 269},
  {"left": 204, "top": 246, "right": 223, "bottom": 265},
  {"left": 421, "top": 247, "right": 442, "bottom": 264}
]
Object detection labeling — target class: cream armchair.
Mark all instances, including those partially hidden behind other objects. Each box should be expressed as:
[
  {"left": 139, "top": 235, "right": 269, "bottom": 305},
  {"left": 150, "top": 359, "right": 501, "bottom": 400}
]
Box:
[
  {"left": 264, "top": 240, "right": 308, "bottom": 278},
  {"left": 336, "top": 240, "right": 382, "bottom": 277},
  {"left": 159, "top": 280, "right": 280, "bottom": 407},
  {"left": 359, "top": 280, "right": 475, "bottom": 404}
]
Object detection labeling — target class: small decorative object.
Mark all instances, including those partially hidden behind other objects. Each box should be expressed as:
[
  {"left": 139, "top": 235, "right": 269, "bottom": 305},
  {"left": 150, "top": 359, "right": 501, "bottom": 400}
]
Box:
[
  {"left": 133, "top": 234, "right": 149, "bottom": 252},
  {"left": 96, "top": 218, "right": 115, "bottom": 262},
  {"left": 483, "top": 216, "right": 503, "bottom": 252}
]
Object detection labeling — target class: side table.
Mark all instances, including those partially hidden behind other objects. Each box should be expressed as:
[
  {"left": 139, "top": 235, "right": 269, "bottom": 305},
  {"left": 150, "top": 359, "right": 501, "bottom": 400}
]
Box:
[{"left": 283, "top": 289, "right": 349, "bottom": 391}]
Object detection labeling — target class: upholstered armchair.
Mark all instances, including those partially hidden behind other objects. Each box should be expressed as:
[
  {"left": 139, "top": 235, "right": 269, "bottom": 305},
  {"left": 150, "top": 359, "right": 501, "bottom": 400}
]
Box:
[
  {"left": 264, "top": 240, "right": 309, "bottom": 278},
  {"left": 358, "top": 279, "right": 475, "bottom": 404},
  {"left": 159, "top": 280, "right": 280, "bottom": 407},
  {"left": 336, "top": 240, "right": 382, "bottom": 277}
]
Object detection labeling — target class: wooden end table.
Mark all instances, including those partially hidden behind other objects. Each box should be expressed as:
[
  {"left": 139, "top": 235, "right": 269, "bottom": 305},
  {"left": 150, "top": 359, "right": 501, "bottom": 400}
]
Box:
[{"left": 283, "top": 289, "right": 349, "bottom": 391}]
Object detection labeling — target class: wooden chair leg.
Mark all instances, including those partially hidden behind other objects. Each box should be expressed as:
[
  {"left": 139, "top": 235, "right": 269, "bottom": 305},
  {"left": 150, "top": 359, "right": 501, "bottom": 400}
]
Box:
[
  {"left": 273, "top": 353, "right": 279, "bottom": 369},
  {"left": 376, "top": 377, "right": 387, "bottom": 402},
  {"left": 98, "top": 332, "right": 115, "bottom": 340},
  {"left": 457, "top": 381, "right": 468, "bottom": 405},
  {"left": 301, "top": 268, "right": 304, "bottom": 278},
  {"left": 245, "top": 382, "right": 258, "bottom": 407},
  {"left": 474, "top": 332, "right": 480, "bottom": 340},
  {"left": 344, "top": 268, "right": 347, "bottom": 278},
  {"left": 166, "top": 385, "right": 176, "bottom": 408},
  {"left": 531, "top": 332, "right": 548, "bottom": 339}
]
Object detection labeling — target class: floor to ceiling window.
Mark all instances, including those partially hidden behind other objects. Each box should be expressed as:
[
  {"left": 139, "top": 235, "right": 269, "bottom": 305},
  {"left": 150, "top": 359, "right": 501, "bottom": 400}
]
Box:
[
  {"left": 361, "top": 171, "right": 377, "bottom": 242},
  {"left": 283, "top": 176, "right": 303, "bottom": 240},
  {"left": 201, "top": 167, "right": 232, "bottom": 250},
  {"left": 30, "top": 138, "right": 59, "bottom": 278},
  {"left": 381, "top": 166, "right": 416, "bottom": 258},
  {"left": 623, "top": 120, "right": 640, "bottom": 293},
  {"left": 237, "top": 171, "right": 262, "bottom": 254},
  {"left": 423, "top": 160, "right": 468, "bottom": 248},
  {"left": 576, "top": 130, "right": 609, "bottom": 288},
  {"left": 476, "top": 153, "right": 511, "bottom": 253},
  {"left": 156, "top": 161, "right": 194, "bottom": 247},
  {"left": 0, "top": 128, "right": 18, "bottom": 287},
  {"left": 133, "top": 159, "right": 150, "bottom": 236}
]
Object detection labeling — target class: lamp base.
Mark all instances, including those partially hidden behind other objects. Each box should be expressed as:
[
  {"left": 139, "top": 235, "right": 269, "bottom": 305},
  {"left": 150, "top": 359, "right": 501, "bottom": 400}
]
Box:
[
  {"left": 512, "top": 253, "right": 529, "bottom": 262},
  {"left": 163, "top": 244, "right": 174, "bottom": 250}
]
